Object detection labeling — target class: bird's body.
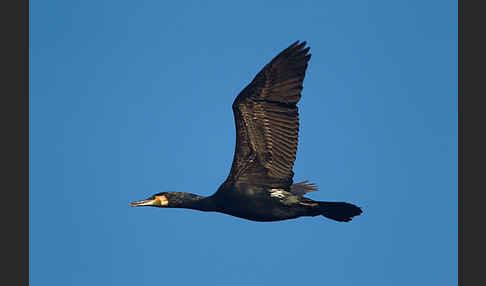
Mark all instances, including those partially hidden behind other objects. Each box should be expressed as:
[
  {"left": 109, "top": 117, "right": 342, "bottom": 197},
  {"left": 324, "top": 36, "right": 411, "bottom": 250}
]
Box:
[
  {"left": 131, "top": 41, "right": 363, "bottom": 222},
  {"left": 213, "top": 183, "right": 306, "bottom": 222}
]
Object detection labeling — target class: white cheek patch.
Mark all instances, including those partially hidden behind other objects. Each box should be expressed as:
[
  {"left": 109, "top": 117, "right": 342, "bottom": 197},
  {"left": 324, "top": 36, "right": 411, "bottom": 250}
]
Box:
[
  {"left": 270, "top": 189, "right": 286, "bottom": 199},
  {"left": 157, "top": 196, "right": 169, "bottom": 206}
]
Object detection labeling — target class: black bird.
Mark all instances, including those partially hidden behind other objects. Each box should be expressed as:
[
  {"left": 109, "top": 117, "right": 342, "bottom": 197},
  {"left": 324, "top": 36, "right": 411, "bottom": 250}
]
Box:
[{"left": 131, "top": 41, "right": 363, "bottom": 222}]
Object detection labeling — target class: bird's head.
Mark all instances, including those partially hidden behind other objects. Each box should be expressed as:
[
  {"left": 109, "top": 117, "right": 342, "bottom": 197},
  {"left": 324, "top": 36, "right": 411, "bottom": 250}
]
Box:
[
  {"left": 130, "top": 192, "right": 203, "bottom": 208},
  {"left": 130, "top": 192, "right": 170, "bottom": 208}
]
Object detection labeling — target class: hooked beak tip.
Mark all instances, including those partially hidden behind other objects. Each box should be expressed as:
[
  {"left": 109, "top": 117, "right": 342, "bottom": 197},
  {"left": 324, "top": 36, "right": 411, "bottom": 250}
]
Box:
[{"left": 130, "top": 199, "right": 155, "bottom": 207}]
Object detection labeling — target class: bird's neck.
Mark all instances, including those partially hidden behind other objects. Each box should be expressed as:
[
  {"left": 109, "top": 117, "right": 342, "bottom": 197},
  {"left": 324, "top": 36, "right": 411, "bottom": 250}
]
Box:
[{"left": 170, "top": 192, "right": 218, "bottom": 212}]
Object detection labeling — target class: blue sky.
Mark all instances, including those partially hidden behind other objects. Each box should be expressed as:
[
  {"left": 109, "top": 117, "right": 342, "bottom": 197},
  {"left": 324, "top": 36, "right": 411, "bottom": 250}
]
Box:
[{"left": 30, "top": 1, "right": 457, "bottom": 285}]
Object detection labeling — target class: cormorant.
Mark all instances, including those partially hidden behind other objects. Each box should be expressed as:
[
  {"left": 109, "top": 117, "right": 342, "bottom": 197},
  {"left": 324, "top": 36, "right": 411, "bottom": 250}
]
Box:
[{"left": 131, "top": 41, "right": 363, "bottom": 222}]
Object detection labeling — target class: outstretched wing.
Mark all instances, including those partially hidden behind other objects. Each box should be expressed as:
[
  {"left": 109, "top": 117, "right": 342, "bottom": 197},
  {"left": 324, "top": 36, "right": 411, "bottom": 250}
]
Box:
[{"left": 225, "top": 41, "right": 311, "bottom": 189}]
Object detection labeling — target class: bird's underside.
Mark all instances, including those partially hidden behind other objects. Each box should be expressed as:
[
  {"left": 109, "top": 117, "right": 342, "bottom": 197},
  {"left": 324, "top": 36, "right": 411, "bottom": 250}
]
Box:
[
  {"left": 213, "top": 180, "right": 361, "bottom": 222},
  {"left": 130, "top": 41, "right": 363, "bottom": 223}
]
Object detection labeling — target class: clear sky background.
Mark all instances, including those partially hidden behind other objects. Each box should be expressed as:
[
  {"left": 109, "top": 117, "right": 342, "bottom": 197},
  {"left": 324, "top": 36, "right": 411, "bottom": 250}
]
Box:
[{"left": 30, "top": 1, "right": 457, "bottom": 285}]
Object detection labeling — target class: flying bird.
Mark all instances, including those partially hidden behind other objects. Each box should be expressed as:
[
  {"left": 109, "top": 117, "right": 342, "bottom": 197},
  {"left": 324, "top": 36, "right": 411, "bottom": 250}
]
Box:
[{"left": 131, "top": 41, "right": 363, "bottom": 222}]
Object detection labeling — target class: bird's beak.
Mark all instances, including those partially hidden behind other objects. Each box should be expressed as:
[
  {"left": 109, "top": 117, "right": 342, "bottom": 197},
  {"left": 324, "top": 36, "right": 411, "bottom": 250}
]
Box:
[
  {"left": 130, "top": 198, "right": 160, "bottom": 207},
  {"left": 130, "top": 195, "right": 168, "bottom": 207}
]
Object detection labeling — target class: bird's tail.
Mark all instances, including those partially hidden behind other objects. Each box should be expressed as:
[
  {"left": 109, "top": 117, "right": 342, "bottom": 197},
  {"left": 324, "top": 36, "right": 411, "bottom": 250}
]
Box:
[{"left": 318, "top": 202, "right": 363, "bottom": 222}]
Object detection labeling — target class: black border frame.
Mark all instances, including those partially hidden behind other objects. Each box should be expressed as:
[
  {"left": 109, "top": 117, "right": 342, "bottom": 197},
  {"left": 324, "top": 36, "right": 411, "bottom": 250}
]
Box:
[
  {"left": 460, "top": 0, "right": 485, "bottom": 285},
  {"left": 2, "top": 0, "right": 29, "bottom": 285}
]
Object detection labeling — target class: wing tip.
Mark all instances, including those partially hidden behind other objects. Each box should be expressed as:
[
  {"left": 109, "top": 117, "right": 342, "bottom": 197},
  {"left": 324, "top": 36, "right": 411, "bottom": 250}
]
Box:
[
  {"left": 287, "top": 40, "right": 310, "bottom": 53},
  {"left": 287, "top": 41, "right": 311, "bottom": 62}
]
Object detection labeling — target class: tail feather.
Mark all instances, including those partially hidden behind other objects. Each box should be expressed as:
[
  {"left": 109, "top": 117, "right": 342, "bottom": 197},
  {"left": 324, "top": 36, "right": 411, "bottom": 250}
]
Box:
[{"left": 318, "top": 202, "right": 363, "bottom": 222}]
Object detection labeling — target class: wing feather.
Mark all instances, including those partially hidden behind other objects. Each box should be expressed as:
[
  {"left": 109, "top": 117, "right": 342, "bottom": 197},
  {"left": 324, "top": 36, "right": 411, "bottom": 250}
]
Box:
[{"left": 225, "top": 41, "right": 311, "bottom": 189}]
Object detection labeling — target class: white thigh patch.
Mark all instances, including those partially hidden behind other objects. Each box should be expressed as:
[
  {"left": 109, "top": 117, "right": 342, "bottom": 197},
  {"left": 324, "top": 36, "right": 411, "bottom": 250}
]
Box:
[{"left": 270, "top": 189, "right": 286, "bottom": 199}]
